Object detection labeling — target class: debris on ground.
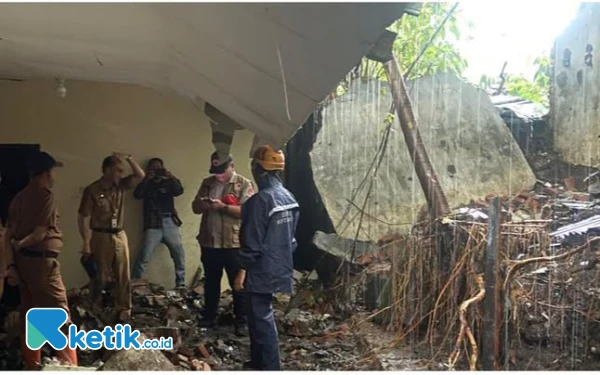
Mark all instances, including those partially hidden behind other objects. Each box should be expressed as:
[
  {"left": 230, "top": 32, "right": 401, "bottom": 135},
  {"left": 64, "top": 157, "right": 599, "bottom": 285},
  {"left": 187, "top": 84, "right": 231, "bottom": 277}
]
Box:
[
  {"left": 370, "top": 175, "right": 600, "bottom": 370},
  {"left": 98, "top": 334, "right": 176, "bottom": 371},
  {"left": 52, "top": 277, "right": 391, "bottom": 371},
  {"left": 0, "top": 169, "right": 598, "bottom": 372}
]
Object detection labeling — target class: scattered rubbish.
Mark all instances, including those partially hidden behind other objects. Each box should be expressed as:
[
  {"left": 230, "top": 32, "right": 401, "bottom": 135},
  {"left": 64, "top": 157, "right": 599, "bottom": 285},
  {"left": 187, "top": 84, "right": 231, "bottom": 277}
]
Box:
[{"left": 98, "top": 334, "right": 176, "bottom": 371}]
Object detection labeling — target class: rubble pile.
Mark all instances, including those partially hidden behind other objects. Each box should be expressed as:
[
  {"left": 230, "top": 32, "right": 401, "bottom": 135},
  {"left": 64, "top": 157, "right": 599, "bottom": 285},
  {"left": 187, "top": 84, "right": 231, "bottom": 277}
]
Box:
[
  {"left": 366, "top": 177, "right": 600, "bottom": 370},
  {"left": 62, "top": 279, "right": 384, "bottom": 371},
  {"left": 510, "top": 247, "right": 600, "bottom": 370},
  {"left": 449, "top": 179, "right": 597, "bottom": 227},
  {"left": 0, "top": 309, "right": 21, "bottom": 370}
]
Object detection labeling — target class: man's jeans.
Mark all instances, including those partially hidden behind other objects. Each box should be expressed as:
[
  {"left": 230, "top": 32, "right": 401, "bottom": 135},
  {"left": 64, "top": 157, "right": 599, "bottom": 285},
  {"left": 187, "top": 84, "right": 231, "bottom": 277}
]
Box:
[
  {"left": 132, "top": 217, "right": 186, "bottom": 287},
  {"left": 201, "top": 247, "right": 247, "bottom": 325}
]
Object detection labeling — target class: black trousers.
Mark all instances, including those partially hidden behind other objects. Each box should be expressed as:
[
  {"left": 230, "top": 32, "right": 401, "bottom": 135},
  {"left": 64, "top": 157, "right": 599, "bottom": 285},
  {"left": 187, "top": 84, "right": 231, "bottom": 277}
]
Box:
[
  {"left": 248, "top": 292, "right": 280, "bottom": 370},
  {"left": 200, "top": 247, "right": 247, "bottom": 324}
]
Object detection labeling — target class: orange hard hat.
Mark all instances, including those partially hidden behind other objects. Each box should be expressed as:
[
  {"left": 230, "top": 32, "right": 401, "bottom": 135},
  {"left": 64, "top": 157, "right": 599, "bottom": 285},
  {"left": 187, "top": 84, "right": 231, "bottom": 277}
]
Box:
[{"left": 252, "top": 145, "right": 285, "bottom": 171}]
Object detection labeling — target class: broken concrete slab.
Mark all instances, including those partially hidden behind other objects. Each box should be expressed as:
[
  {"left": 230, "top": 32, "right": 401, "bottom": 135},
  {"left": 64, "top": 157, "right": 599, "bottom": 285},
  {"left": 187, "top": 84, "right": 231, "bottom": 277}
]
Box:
[
  {"left": 99, "top": 334, "right": 176, "bottom": 371},
  {"left": 42, "top": 364, "right": 99, "bottom": 371},
  {"left": 310, "top": 231, "right": 377, "bottom": 281},
  {"left": 313, "top": 74, "right": 536, "bottom": 239},
  {"left": 312, "top": 231, "right": 376, "bottom": 264},
  {"left": 283, "top": 308, "right": 332, "bottom": 337}
]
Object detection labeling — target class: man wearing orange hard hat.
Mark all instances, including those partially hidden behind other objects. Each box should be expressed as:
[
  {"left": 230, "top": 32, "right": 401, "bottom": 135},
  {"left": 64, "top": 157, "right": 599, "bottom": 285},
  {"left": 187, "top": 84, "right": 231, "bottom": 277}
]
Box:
[{"left": 234, "top": 145, "right": 299, "bottom": 371}]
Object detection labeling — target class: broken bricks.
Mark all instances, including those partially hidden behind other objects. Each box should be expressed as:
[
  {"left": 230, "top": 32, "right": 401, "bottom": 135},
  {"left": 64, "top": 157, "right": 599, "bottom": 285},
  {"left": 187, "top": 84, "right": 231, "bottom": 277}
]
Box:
[
  {"left": 63, "top": 278, "right": 377, "bottom": 371},
  {"left": 141, "top": 295, "right": 167, "bottom": 308},
  {"left": 191, "top": 359, "right": 211, "bottom": 371},
  {"left": 132, "top": 282, "right": 152, "bottom": 298},
  {"left": 282, "top": 309, "right": 332, "bottom": 337},
  {"left": 173, "top": 353, "right": 211, "bottom": 371},
  {"left": 195, "top": 343, "right": 211, "bottom": 359}
]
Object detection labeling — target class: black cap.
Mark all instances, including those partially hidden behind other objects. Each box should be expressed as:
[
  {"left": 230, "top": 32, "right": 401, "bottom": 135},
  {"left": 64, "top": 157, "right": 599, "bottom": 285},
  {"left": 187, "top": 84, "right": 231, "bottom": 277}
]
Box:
[
  {"left": 209, "top": 151, "right": 233, "bottom": 174},
  {"left": 28, "top": 151, "right": 63, "bottom": 177}
]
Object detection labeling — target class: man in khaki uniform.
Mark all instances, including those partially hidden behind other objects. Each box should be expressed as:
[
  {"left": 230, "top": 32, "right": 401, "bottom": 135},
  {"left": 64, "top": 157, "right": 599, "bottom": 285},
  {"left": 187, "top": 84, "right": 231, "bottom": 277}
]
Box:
[
  {"left": 192, "top": 151, "right": 254, "bottom": 335},
  {"left": 78, "top": 153, "right": 144, "bottom": 322},
  {"left": 3, "top": 151, "right": 77, "bottom": 369}
]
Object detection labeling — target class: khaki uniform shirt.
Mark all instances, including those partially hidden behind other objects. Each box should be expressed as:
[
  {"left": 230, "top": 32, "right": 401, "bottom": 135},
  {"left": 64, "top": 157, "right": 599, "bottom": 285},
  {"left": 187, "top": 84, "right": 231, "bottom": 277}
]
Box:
[
  {"left": 7, "top": 184, "right": 63, "bottom": 252},
  {"left": 78, "top": 176, "right": 136, "bottom": 229},
  {"left": 196, "top": 173, "right": 254, "bottom": 248}
]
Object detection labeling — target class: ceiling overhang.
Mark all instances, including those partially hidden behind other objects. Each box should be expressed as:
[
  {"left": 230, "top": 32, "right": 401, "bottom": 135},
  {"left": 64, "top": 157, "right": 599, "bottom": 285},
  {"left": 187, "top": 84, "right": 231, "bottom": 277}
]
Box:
[{"left": 0, "top": 3, "right": 418, "bottom": 147}]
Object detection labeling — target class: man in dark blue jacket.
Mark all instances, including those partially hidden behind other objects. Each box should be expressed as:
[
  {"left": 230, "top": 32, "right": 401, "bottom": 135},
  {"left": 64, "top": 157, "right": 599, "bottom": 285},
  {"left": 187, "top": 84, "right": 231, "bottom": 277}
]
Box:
[{"left": 234, "top": 145, "right": 299, "bottom": 371}]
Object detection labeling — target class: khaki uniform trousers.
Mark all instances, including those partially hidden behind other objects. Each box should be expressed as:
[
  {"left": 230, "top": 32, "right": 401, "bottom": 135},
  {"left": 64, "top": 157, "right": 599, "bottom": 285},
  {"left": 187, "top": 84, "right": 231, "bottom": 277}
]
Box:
[
  {"left": 15, "top": 253, "right": 77, "bottom": 369},
  {"left": 90, "top": 231, "right": 131, "bottom": 319}
]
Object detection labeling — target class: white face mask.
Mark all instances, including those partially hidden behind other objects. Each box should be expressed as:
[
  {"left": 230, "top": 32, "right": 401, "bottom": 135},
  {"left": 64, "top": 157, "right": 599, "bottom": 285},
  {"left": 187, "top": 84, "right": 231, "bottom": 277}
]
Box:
[
  {"left": 215, "top": 173, "right": 228, "bottom": 183},
  {"left": 215, "top": 167, "right": 233, "bottom": 183}
]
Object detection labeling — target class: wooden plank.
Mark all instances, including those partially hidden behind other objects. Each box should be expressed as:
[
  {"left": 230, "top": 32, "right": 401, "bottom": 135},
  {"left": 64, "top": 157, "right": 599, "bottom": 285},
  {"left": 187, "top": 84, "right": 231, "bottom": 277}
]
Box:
[{"left": 481, "top": 197, "right": 500, "bottom": 370}]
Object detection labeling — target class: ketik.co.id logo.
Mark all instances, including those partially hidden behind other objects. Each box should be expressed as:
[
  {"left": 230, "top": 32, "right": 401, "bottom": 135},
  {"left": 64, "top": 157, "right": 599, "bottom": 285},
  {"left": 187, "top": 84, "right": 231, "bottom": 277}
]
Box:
[
  {"left": 26, "top": 308, "right": 173, "bottom": 350},
  {"left": 26, "top": 308, "right": 69, "bottom": 350}
]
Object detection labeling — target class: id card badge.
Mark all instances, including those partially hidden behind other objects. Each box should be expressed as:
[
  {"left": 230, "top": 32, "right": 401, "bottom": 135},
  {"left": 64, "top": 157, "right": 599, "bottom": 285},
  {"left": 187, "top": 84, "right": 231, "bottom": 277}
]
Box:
[{"left": 111, "top": 218, "right": 118, "bottom": 229}]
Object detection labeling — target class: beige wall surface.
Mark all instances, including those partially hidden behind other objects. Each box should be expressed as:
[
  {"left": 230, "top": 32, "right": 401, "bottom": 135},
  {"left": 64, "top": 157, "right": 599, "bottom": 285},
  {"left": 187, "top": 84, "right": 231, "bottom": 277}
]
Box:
[{"left": 0, "top": 79, "right": 255, "bottom": 289}]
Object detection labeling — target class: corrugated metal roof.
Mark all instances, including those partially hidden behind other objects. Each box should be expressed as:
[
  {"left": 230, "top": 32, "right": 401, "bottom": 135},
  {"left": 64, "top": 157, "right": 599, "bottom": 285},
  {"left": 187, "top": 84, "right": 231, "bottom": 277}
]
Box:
[
  {"left": 491, "top": 94, "right": 548, "bottom": 122},
  {"left": 550, "top": 214, "right": 600, "bottom": 239}
]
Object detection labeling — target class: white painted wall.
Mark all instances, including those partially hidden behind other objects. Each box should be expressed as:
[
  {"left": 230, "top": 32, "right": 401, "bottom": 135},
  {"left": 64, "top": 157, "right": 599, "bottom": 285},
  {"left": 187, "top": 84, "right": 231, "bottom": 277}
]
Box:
[{"left": 0, "top": 78, "right": 254, "bottom": 289}]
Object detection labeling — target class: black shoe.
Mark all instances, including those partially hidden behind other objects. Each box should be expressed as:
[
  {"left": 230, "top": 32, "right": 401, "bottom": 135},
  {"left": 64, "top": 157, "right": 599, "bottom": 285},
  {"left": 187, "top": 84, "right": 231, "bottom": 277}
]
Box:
[
  {"left": 234, "top": 323, "right": 248, "bottom": 337},
  {"left": 242, "top": 361, "right": 258, "bottom": 370},
  {"left": 198, "top": 317, "right": 216, "bottom": 328}
]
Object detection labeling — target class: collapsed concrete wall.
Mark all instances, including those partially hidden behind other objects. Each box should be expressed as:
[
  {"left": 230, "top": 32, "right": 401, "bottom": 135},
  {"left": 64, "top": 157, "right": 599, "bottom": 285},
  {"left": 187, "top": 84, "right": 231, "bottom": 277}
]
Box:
[
  {"left": 284, "top": 111, "right": 338, "bottom": 276},
  {"left": 311, "top": 74, "right": 536, "bottom": 240},
  {"left": 551, "top": 3, "right": 600, "bottom": 166}
]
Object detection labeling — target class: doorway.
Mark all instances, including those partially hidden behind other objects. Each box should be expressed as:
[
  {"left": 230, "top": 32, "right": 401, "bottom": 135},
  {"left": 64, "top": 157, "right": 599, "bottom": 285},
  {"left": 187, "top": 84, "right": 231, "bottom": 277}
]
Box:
[
  {"left": 0, "top": 144, "right": 40, "bottom": 226},
  {"left": 0, "top": 144, "right": 39, "bottom": 328}
]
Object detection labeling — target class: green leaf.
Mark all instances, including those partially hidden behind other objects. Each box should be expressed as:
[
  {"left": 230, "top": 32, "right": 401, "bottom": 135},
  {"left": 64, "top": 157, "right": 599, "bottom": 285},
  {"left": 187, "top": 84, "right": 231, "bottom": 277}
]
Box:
[
  {"left": 449, "top": 22, "right": 461, "bottom": 39},
  {"left": 328, "top": 2, "right": 471, "bottom": 100}
]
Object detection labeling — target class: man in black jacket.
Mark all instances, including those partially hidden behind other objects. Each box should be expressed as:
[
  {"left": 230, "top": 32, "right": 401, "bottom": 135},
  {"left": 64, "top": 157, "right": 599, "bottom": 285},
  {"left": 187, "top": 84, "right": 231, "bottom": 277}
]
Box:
[
  {"left": 132, "top": 158, "right": 186, "bottom": 287},
  {"left": 234, "top": 145, "right": 299, "bottom": 371}
]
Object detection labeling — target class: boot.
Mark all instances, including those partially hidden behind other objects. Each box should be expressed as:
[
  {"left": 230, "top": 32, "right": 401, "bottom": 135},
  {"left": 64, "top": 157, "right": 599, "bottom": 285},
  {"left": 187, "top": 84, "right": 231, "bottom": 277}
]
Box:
[
  {"left": 56, "top": 347, "right": 78, "bottom": 366},
  {"left": 21, "top": 339, "right": 42, "bottom": 370},
  {"left": 243, "top": 360, "right": 259, "bottom": 370},
  {"left": 56, "top": 330, "right": 78, "bottom": 366}
]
